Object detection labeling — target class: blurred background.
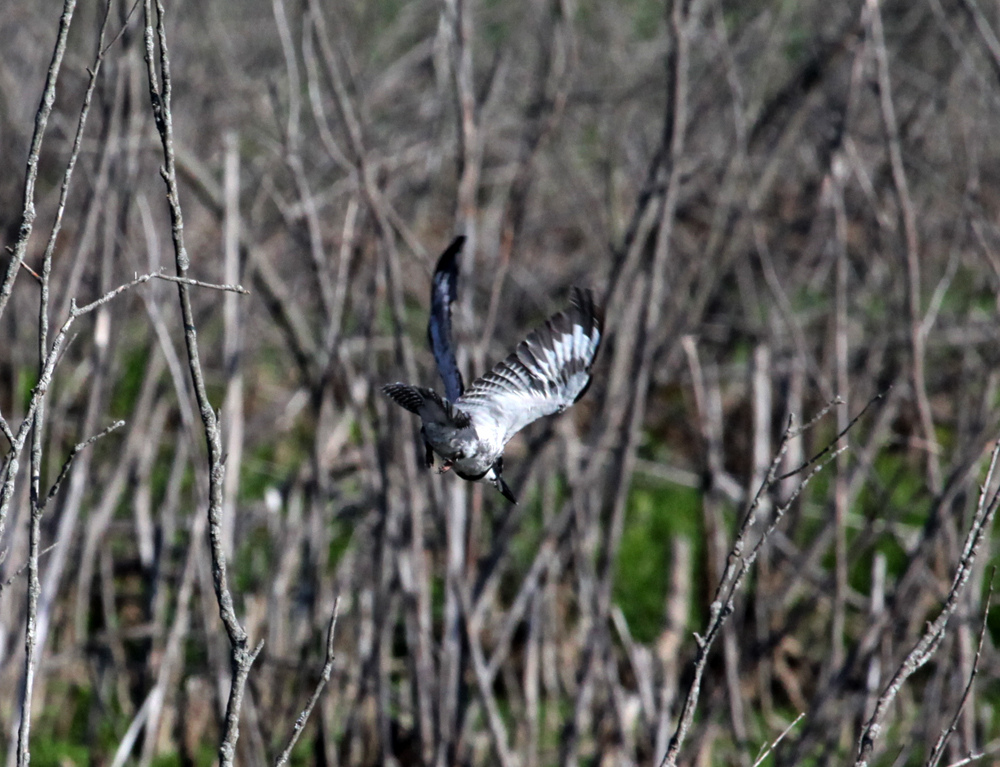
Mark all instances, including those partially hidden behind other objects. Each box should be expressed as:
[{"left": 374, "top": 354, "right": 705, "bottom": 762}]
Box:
[{"left": 2, "top": 0, "right": 1000, "bottom": 765}]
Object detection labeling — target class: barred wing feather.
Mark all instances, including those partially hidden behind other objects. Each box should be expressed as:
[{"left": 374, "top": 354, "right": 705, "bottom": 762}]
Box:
[{"left": 457, "top": 288, "right": 602, "bottom": 447}]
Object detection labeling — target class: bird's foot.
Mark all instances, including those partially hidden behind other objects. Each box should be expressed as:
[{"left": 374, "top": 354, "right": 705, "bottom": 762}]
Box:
[{"left": 437, "top": 460, "right": 453, "bottom": 474}]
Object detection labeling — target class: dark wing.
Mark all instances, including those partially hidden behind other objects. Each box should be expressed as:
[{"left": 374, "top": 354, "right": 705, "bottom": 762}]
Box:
[
  {"left": 456, "top": 288, "right": 603, "bottom": 448},
  {"left": 427, "top": 236, "right": 465, "bottom": 402},
  {"left": 382, "top": 383, "right": 471, "bottom": 429}
]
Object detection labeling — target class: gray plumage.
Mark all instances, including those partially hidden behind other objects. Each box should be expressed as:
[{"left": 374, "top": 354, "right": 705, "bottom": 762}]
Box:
[{"left": 384, "top": 287, "right": 602, "bottom": 503}]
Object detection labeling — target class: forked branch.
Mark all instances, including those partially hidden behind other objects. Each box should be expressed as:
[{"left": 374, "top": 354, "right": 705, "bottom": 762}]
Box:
[
  {"left": 141, "top": 2, "right": 257, "bottom": 765},
  {"left": 854, "top": 443, "right": 1000, "bottom": 767},
  {"left": 661, "top": 400, "right": 857, "bottom": 767}
]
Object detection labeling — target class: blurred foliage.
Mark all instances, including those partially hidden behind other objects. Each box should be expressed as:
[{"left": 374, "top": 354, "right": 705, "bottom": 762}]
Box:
[{"left": 617, "top": 481, "right": 701, "bottom": 643}]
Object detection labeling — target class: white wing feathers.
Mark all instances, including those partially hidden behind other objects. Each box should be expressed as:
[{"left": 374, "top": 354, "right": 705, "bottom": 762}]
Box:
[{"left": 456, "top": 288, "right": 602, "bottom": 448}]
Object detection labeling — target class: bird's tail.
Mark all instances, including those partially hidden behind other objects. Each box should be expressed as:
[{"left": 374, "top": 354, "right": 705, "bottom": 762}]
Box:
[{"left": 382, "top": 383, "right": 471, "bottom": 428}]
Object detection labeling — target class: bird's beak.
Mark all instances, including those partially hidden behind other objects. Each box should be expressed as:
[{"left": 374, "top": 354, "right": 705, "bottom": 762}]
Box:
[{"left": 494, "top": 475, "right": 517, "bottom": 504}]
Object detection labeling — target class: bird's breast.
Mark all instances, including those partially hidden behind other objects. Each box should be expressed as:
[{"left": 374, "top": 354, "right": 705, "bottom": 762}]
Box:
[
  {"left": 422, "top": 425, "right": 497, "bottom": 477},
  {"left": 421, "top": 424, "right": 488, "bottom": 467}
]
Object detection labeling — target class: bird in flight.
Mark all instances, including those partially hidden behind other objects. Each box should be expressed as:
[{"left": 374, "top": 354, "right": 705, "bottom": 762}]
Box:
[{"left": 383, "top": 236, "right": 603, "bottom": 503}]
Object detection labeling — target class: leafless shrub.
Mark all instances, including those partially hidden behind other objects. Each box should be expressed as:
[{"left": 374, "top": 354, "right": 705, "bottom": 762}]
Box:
[{"left": 2, "top": 0, "right": 1000, "bottom": 765}]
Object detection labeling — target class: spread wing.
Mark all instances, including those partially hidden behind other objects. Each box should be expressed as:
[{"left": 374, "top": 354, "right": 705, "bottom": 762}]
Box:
[
  {"left": 456, "top": 288, "right": 602, "bottom": 448},
  {"left": 427, "top": 236, "right": 465, "bottom": 402}
]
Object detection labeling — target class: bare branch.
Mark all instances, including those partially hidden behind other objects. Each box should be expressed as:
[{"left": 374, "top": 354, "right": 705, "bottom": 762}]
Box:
[
  {"left": 0, "top": 0, "right": 77, "bottom": 325},
  {"left": 41, "top": 420, "right": 125, "bottom": 512},
  {"left": 868, "top": 0, "right": 940, "bottom": 493},
  {"left": 0, "top": 411, "right": 13, "bottom": 449},
  {"left": 0, "top": 545, "right": 56, "bottom": 597},
  {"left": 68, "top": 270, "right": 246, "bottom": 319},
  {"left": 141, "top": 1, "right": 259, "bottom": 765},
  {"left": 778, "top": 390, "right": 886, "bottom": 479},
  {"left": 753, "top": 713, "right": 805, "bottom": 767},
  {"left": 152, "top": 273, "right": 249, "bottom": 295},
  {"left": 662, "top": 404, "right": 852, "bottom": 767},
  {"left": 925, "top": 571, "right": 994, "bottom": 767},
  {"left": 854, "top": 442, "right": 1000, "bottom": 767},
  {"left": 0, "top": 270, "right": 172, "bottom": 564},
  {"left": 18, "top": 261, "right": 42, "bottom": 285},
  {"left": 275, "top": 597, "right": 341, "bottom": 767}
]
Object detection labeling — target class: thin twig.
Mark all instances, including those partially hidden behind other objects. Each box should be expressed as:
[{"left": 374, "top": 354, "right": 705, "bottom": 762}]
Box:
[
  {"left": 662, "top": 404, "right": 852, "bottom": 767},
  {"left": 69, "top": 270, "right": 246, "bottom": 318},
  {"left": 10, "top": 15, "right": 143, "bottom": 740},
  {"left": 41, "top": 420, "right": 125, "bottom": 512},
  {"left": 100, "top": 0, "right": 141, "bottom": 57},
  {"left": 275, "top": 597, "right": 341, "bottom": 767},
  {"left": 3, "top": 18, "right": 86, "bottom": 757},
  {"left": 142, "top": 2, "right": 260, "bottom": 765},
  {"left": 854, "top": 441, "right": 1000, "bottom": 767},
  {"left": 0, "top": 0, "right": 78, "bottom": 325},
  {"left": 778, "top": 390, "right": 886, "bottom": 480},
  {"left": 151, "top": 272, "right": 249, "bottom": 294},
  {"left": 868, "top": 0, "right": 940, "bottom": 493},
  {"left": 19, "top": 262, "right": 43, "bottom": 285},
  {"left": 0, "top": 411, "right": 14, "bottom": 448},
  {"left": 36, "top": 0, "right": 116, "bottom": 334},
  {"left": 0, "top": 545, "right": 57, "bottom": 597},
  {"left": 753, "top": 713, "right": 805, "bottom": 767},
  {"left": 0, "top": 269, "right": 179, "bottom": 578},
  {"left": 17, "top": 6, "right": 121, "bottom": 746},
  {"left": 459, "top": 585, "right": 515, "bottom": 767},
  {"left": 944, "top": 752, "right": 987, "bottom": 767},
  {"left": 925, "top": 570, "right": 995, "bottom": 767}
]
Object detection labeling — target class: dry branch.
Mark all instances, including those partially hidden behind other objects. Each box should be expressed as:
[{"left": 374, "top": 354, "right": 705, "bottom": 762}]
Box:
[
  {"left": 926, "top": 572, "right": 994, "bottom": 767},
  {"left": 275, "top": 597, "right": 341, "bottom": 767},
  {"left": 662, "top": 405, "right": 852, "bottom": 767},
  {"left": 0, "top": 0, "right": 77, "bottom": 325},
  {"left": 855, "top": 443, "right": 1000, "bottom": 767},
  {"left": 141, "top": 2, "right": 257, "bottom": 764}
]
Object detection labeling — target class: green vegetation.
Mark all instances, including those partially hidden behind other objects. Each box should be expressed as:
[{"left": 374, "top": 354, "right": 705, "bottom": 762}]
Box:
[{"left": 617, "top": 481, "right": 702, "bottom": 643}]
